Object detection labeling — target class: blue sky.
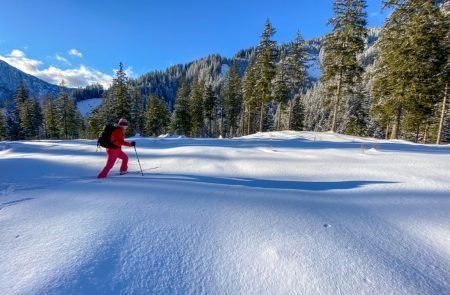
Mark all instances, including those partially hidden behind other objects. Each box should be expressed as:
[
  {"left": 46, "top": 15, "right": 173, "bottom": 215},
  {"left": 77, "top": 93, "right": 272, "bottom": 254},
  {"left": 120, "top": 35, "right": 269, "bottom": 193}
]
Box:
[{"left": 0, "top": 0, "right": 390, "bottom": 88}]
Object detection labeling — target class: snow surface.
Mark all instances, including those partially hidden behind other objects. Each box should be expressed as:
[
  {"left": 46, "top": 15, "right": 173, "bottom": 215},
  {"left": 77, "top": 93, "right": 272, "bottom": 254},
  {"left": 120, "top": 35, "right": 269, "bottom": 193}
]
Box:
[
  {"left": 76, "top": 98, "right": 102, "bottom": 117},
  {"left": 1, "top": 131, "right": 450, "bottom": 294}
]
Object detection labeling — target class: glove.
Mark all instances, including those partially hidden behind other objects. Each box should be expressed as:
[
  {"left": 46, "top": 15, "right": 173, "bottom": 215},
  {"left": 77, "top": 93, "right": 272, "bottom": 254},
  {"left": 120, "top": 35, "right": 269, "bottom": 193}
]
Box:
[{"left": 131, "top": 141, "right": 136, "bottom": 147}]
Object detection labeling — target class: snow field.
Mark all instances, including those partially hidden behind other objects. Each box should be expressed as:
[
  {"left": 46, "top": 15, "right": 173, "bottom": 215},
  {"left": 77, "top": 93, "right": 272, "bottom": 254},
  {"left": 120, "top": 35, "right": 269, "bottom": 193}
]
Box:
[{"left": 0, "top": 131, "right": 449, "bottom": 294}]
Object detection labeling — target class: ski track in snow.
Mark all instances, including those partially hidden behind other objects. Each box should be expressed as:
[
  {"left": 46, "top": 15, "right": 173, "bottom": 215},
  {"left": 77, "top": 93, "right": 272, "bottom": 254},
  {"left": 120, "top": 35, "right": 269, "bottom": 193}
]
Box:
[{"left": 0, "top": 131, "right": 449, "bottom": 294}]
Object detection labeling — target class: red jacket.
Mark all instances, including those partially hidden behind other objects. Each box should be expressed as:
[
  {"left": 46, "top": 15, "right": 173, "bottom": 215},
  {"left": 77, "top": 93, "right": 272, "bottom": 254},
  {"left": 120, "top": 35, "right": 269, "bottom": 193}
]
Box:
[{"left": 110, "top": 128, "right": 132, "bottom": 149}]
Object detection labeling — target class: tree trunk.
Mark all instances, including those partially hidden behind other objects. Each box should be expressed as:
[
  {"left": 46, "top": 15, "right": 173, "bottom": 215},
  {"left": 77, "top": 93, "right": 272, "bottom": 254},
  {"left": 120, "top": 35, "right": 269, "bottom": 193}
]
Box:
[
  {"left": 331, "top": 72, "right": 343, "bottom": 133},
  {"left": 287, "top": 99, "right": 292, "bottom": 130},
  {"left": 247, "top": 110, "right": 251, "bottom": 135},
  {"left": 277, "top": 102, "right": 283, "bottom": 131},
  {"left": 385, "top": 121, "right": 390, "bottom": 140},
  {"left": 240, "top": 110, "right": 244, "bottom": 137},
  {"left": 423, "top": 123, "right": 429, "bottom": 144},
  {"left": 437, "top": 84, "right": 448, "bottom": 145},
  {"left": 259, "top": 100, "right": 264, "bottom": 133},
  {"left": 208, "top": 118, "right": 212, "bottom": 137},
  {"left": 415, "top": 124, "right": 420, "bottom": 143},
  {"left": 390, "top": 105, "right": 402, "bottom": 140}
]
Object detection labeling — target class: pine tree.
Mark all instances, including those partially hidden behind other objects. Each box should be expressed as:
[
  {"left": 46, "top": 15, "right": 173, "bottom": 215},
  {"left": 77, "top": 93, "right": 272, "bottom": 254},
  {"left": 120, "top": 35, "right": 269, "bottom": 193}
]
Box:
[
  {"left": 372, "top": 0, "right": 449, "bottom": 140},
  {"left": 171, "top": 78, "right": 192, "bottom": 136},
  {"left": 343, "top": 89, "right": 368, "bottom": 136},
  {"left": 243, "top": 64, "right": 259, "bottom": 135},
  {"left": 286, "top": 32, "right": 308, "bottom": 95},
  {"left": 190, "top": 79, "right": 205, "bottom": 137},
  {"left": 290, "top": 95, "right": 305, "bottom": 131},
  {"left": 286, "top": 32, "right": 309, "bottom": 129},
  {"left": 111, "top": 62, "right": 132, "bottom": 132},
  {"left": 5, "top": 99, "right": 20, "bottom": 140},
  {"left": 255, "top": 19, "right": 278, "bottom": 132},
  {"left": 203, "top": 84, "right": 216, "bottom": 137},
  {"left": 273, "top": 54, "right": 290, "bottom": 130},
  {"left": 0, "top": 108, "right": 6, "bottom": 140},
  {"left": 321, "top": 0, "right": 368, "bottom": 133},
  {"left": 145, "top": 95, "right": 170, "bottom": 136},
  {"left": 130, "top": 85, "right": 145, "bottom": 135},
  {"left": 56, "top": 82, "right": 82, "bottom": 139},
  {"left": 13, "top": 82, "right": 30, "bottom": 139},
  {"left": 31, "top": 98, "right": 43, "bottom": 138},
  {"left": 43, "top": 97, "right": 60, "bottom": 139},
  {"left": 223, "top": 63, "right": 242, "bottom": 137},
  {"left": 19, "top": 99, "right": 34, "bottom": 139}
]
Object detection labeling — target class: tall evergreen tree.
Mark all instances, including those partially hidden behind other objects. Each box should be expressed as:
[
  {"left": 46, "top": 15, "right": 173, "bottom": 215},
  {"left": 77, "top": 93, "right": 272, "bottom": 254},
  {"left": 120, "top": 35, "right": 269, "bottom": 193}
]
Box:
[
  {"left": 19, "top": 99, "right": 35, "bottom": 139},
  {"left": 273, "top": 54, "right": 290, "bottom": 130},
  {"left": 12, "top": 82, "right": 30, "bottom": 139},
  {"left": 286, "top": 32, "right": 309, "bottom": 129},
  {"left": 255, "top": 19, "right": 278, "bottom": 132},
  {"left": 0, "top": 108, "right": 6, "bottom": 140},
  {"left": 111, "top": 62, "right": 132, "bottom": 131},
  {"left": 343, "top": 88, "right": 368, "bottom": 136},
  {"left": 243, "top": 64, "right": 259, "bottom": 135},
  {"left": 171, "top": 78, "right": 192, "bottom": 136},
  {"left": 130, "top": 85, "right": 145, "bottom": 135},
  {"left": 43, "top": 97, "right": 60, "bottom": 139},
  {"left": 5, "top": 99, "right": 20, "bottom": 140},
  {"left": 287, "top": 32, "right": 308, "bottom": 94},
  {"left": 223, "top": 63, "right": 243, "bottom": 137},
  {"left": 321, "top": 0, "right": 368, "bottom": 133},
  {"left": 31, "top": 98, "right": 43, "bottom": 138},
  {"left": 145, "top": 95, "right": 170, "bottom": 136},
  {"left": 372, "top": 0, "right": 449, "bottom": 140},
  {"left": 290, "top": 95, "right": 305, "bottom": 131},
  {"left": 190, "top": 79, "right": 205, "bottom": 137},
  {"left": 203, "top": 84, "right": 216, "bottom": 137},
  {"left": 56, "top": 82, "right": 82, "bottom": 139}
]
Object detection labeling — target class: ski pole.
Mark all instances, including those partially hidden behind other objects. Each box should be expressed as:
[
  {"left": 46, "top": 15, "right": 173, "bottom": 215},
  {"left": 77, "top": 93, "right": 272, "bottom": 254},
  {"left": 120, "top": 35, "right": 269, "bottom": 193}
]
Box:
[{"left": 134, "top": 145, "right": 144, "bottom": 176}]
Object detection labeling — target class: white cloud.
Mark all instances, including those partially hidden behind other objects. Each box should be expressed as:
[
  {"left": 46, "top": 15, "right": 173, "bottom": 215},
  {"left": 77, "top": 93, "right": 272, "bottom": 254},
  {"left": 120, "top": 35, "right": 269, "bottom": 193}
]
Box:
[
  {"left": 55, "top": 54, "right": 71, "bottom": 65},
  {"left": 10, "top": 49, "right": 26, "bottom": 58},
  {"left": 68, "top": 49, "right": 83, "bottom": 58},
  {"left": 0, "top": 49, "right": 112, "bottom": 88}
]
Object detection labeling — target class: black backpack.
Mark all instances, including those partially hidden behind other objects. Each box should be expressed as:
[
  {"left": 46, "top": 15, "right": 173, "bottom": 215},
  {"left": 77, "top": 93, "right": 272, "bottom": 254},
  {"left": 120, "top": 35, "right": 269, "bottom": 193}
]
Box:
[{"left": 97, "top": 124, "right": 120, "bottom": 149}]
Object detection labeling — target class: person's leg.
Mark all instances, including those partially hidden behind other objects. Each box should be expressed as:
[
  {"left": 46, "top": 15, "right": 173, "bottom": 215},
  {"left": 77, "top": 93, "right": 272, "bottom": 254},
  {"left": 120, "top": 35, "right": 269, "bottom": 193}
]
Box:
[
  {"left": 97, "top": 149, "right": 119, "bottom": 178},
  {"left": 117, "top": 149, "right": 129, "bottom": 173}
]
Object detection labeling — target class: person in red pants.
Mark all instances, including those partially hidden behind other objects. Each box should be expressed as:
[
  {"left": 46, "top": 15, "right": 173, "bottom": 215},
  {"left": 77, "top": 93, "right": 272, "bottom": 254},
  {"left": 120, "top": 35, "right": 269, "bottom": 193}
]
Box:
[{"left": 97, "top": 118, "right": 136, "bottom": 178}]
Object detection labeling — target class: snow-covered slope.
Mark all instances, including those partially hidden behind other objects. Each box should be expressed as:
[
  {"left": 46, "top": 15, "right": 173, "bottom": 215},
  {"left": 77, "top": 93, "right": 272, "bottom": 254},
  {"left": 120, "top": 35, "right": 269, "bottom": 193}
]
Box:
[
  {"left": 1, "top": 132, "right": 449, "bottom": 294},
  {"left": 76, "top": 98, "right": 102, "bottom": 117},
  {"left": 0, "top": 60, "right": 63, "bottom": 105}
]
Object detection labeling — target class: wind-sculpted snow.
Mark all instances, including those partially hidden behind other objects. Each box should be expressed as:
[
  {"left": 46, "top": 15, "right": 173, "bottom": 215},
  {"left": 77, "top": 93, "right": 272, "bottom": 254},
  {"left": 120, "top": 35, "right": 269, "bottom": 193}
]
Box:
[{"left": 0, "top": 132, "right": 449, "bottom": 294}]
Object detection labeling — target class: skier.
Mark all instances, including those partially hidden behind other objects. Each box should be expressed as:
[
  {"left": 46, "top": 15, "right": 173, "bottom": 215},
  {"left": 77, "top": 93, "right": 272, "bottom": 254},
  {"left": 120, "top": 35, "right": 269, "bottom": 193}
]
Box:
[{"left": 97, "top": 118, "right": 136, "bottom": 178}]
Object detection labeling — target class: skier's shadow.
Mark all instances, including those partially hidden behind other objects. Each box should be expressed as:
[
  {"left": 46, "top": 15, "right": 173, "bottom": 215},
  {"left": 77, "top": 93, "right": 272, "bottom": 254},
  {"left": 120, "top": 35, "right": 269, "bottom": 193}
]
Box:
[{"left": 133, "top": 174, "right": 395, "bottom": 191}]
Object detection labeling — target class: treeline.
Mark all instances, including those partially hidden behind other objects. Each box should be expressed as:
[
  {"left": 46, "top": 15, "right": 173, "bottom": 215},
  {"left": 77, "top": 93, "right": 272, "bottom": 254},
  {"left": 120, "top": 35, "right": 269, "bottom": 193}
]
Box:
[
  {"left": 88, "top": 0, "right": 448, "bottom": 143},
  {"left": 0, "top": 82, "right": 84, "bottom": 140}
]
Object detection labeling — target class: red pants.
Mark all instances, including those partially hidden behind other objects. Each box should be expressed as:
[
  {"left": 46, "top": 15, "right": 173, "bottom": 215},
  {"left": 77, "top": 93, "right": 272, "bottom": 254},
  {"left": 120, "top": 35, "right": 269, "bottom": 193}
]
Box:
[{"left": 97, "top": 149, "right": 128, "bottom": 178}]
